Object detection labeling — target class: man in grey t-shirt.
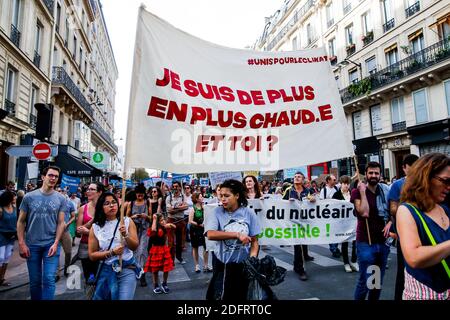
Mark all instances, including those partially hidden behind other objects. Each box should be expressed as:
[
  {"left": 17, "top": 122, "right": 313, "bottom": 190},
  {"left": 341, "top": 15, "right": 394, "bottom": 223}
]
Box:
[{"left": 17, "top": 166, "right": 66, "bottom": 300}]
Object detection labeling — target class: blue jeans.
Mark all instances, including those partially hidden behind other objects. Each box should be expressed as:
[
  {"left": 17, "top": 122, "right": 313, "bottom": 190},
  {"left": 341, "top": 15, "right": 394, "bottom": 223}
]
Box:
[
  {"left": 93, "top": 263, "right": 137, "bottom": 300},
  {"left": 354, "top": 242, "right": 390, "bottom": 300},
  {"left": 26, "top": 244, "right": 60, "bottom": 300}
]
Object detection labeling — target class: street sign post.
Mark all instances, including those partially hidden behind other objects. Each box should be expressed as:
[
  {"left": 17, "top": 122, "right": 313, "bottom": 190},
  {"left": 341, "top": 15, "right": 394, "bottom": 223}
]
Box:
[
  {"left": 5, "top": 145, "right": 58, "bottom": 158},
  {"left": 32, "top": 143, "right": 52, "bottom": 161}
]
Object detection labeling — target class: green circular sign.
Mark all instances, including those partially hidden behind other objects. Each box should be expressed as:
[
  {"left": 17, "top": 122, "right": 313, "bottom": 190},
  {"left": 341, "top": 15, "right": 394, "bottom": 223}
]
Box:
[{"left": 93, "top": 152, "right": 104, "bottom": 164}]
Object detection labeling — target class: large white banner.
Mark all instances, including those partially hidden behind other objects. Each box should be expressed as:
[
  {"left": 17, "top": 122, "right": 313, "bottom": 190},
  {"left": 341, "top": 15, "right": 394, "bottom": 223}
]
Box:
[
  {"left": 204, "top": 199, "right": 356, "bottom": 246},
  {"left": 126, "top": 7, "right": 354, "bottom": 173}
]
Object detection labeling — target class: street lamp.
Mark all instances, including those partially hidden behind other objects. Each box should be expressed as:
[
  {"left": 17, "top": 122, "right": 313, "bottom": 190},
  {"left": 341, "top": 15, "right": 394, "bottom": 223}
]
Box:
[{"left": 339, "top": 58, "right": 363, "bottom": 82}]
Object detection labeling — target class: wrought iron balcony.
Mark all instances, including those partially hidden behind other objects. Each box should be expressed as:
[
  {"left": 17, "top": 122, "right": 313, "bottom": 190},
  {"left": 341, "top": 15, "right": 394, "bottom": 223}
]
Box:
[
  {"left": 330, "top": 56, "right": 338, "bottom": 66},
  {"left": 266, "top": 0, "right": 314, "bottom": 51},
  {"left": 346, "top": 43, "right": 356, "bottom": 57},
  {"left": 405, "top": 1, "right": 420, "bottom": 19},
  {"left": 29, "top": 114, "right": 37, "bottom": 129},
  {"left": 52, "top": 66, "right": 94, "bottom": 118},
  {"left": 362, "top": 32, "right": 374, "bottom": 46},
  {"left": 383, "top": 19, "right": 395, "bottom": 33},
  {"left": 33, "top": 51, "right": 41, "bottom": 68},
  {"left": 343, "top": 4, "right": 352, "bottom": 15},
  {"left": 89, "top": 122, "right": 118, "bottom": 153},
  {"left": 10, "top": 24, "right": 21, "bottom": 48},
  {"left": 4, "top": 99, "right": 16, "bottom": 117},
  {"left": 392, "top": 121, "right": 406, "bottom": 132},
  {"left": 340, "top": 38, "right": 450, "bottom": 104},
  {"left": 43, "top": 0, "right": 54, "bottom": 16}
]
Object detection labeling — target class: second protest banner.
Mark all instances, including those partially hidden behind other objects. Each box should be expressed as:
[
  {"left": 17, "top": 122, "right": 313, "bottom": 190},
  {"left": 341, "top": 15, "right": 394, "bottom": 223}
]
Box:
[{"left": 204, "top": 198, "right": 356, "bottom": 246}]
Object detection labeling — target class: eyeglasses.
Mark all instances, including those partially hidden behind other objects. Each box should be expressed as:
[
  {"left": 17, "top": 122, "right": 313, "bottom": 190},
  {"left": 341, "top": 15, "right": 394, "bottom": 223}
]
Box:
[
  {"left": 434, "top": 176, "right": 450, "bottom": 186},
  {"left": 87, "top": 188, "right": 98, "bottom": 191},
  {"left": 47, "top": 174, "right": 59, "bottom": 179},
  {"left": 151, "top": 190, "right": 158, "bottom": 193},
  {"left": 103, "top": 200, "right": 118, "bottom": 207}
]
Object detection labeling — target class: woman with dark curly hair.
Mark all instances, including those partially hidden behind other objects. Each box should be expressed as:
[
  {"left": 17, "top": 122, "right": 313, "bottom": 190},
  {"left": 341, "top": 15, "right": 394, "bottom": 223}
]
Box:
[
  {"left": 397, "top": 153, "right": 450, "bottom": 300},
  {"left": 205, "top": 179, "right": 261, "bottom": 300},
  {"left": 242, "top": 175, "right": 262, "bottom": 199}
]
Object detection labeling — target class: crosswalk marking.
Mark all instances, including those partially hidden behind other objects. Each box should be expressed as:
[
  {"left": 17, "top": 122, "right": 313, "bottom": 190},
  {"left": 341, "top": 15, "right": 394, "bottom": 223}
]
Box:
[
  {"left": 168, "top": 263, "right": 191, "bottom": 284},
  {"left": 258, "top": 251, "right": 293, "bottom": 271},
  {"left": 277, "top": 246, "right": 343, "bottom": 267}
]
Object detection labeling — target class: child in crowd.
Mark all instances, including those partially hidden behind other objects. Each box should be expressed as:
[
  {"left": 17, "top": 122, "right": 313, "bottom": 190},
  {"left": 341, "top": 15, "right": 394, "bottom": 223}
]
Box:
[{"left": 144, "top": 213, "right": 175, "bottom": 294}]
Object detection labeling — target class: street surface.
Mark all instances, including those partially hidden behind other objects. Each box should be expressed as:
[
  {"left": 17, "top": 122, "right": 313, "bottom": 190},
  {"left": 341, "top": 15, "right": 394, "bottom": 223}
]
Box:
[{"left": 0, "top": 239, "right": 397, "bottom": 300}]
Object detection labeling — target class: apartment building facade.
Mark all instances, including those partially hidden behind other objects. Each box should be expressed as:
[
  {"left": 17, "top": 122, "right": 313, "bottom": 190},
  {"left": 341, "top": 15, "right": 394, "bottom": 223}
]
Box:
[
  {"left": 255, "top": 0, "right": 450, "bottom": 180},
  {"left": 0, "top": 0, "right": 118, "bottom": 186}
]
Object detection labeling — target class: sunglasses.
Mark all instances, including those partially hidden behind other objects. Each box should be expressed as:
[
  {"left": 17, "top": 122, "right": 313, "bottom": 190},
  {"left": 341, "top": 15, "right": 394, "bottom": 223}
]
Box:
[
  {"left": 434, "top": 176, "right": 450, "bottom": 186},
  {"left": 103, "top": 200, "right": 118, "bottom": 207}
]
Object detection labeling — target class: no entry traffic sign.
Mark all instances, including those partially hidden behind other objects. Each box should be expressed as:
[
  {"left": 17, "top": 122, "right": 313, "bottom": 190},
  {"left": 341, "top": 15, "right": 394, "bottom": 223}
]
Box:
[{"left": 32, "top": 143, "right": 52, "bottom": 160}]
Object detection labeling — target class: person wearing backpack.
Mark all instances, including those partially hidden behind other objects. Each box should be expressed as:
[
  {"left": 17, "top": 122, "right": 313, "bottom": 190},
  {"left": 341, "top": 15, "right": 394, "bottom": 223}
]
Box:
[
  {"left": 396, "top": 153, "right": 450, "bottom": 300},
  {"left": 320, "top": 175, "right": 341, "bottom": 258},
  {"left": 387, "top": 154, "right": 419, "bottom": 300}
]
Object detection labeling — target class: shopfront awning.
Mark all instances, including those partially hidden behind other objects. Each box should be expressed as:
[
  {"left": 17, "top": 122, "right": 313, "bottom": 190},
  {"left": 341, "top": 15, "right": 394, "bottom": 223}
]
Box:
[{"left": 55, "top": 153, "right": 103, "bottom": 177}]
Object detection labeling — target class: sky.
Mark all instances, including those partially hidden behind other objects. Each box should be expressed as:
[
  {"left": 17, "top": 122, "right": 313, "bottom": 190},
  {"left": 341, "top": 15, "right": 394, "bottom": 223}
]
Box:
[{"left": 101, "top": 0, "right": 282, "bottom": 150}]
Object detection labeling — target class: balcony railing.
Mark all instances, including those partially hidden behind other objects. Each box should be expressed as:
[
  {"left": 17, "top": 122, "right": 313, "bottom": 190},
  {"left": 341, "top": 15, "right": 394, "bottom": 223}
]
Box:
[
  {"left": 52, "top": 66, "right": 94, "bottom": 118},
  {"left": 405, "top": 1, "right": 420, "bottom": 18},
  {"left": 340, "top": 38, "right": 450, "bottom": 104},
  {"left": 362, "top": 32, "right": 374, "bottom": 46},
  {"left": 266, "top": 0, "right": 314, "bottom": 51},
  {"left": 330, "top": 56, "right": 338, "bottom": 66},
  {"left": 33, "top": 51, "right": 41, "bottom": 68},
  {"left": 327, "top": 19, "right": 334, "bottom": 28},
  {"left": 343, "top": 4, "right": 352, "bottom": 15},
  {"left": 43, "top": 0, "right": 54, "bottom": 16},
  {"left": 10, "top": 24, "right": 21, "bottom": 48},
  {"left": 392, "top": 121, "right": 406, "bottom": 132},
  {"left": 89, "top": 122, "right": 118, "bottom": 153},
  {"left": 4, "top": 99, "right": 16, "bottom": 117},
  {"left": 29, "top": 114, "right": 37, "bottom": 129},
  {"left": 346, "top": 44, "right": 356, "bottom": 57},
  {"left": 383, "top": 18, "right": 395, "bottom": 33}
]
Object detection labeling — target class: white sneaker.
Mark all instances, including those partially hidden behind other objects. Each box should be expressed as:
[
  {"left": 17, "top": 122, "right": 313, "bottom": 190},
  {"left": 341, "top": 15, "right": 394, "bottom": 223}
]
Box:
[
  {"left": 350, "top": 262, "right": 359, "bottom": 272},
  {"left": 344, "top": 264, "right": 352, "bottom": 273}
]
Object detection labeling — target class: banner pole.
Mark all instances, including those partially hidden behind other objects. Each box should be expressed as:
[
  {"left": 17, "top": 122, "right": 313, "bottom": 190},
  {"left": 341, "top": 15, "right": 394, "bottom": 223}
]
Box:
[
  {"left": 353, "top": 155, "right": 371, "bottom": 246},
  {"left": 118, "top": 172, "right": 127, "bottom": 271}
]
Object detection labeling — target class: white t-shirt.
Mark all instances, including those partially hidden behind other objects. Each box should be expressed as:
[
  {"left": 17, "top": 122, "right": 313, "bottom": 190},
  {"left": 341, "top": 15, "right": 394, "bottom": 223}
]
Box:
[
  {"left": 93, "top": 217, "right": 133, "bottom": 265},
  {"left": 184, "top": 194, "right": 193, "bottom": 216},
  {"left": 69, "top": 197, "right": 81, "bottom": 209},
  {"left": 320, "top": 186, "right": 338, "bottom": 200}
]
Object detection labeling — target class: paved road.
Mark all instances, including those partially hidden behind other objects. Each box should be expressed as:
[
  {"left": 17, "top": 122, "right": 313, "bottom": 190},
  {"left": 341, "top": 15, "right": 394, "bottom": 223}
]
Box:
[{"left": 0, "top": 240, "right": 397, "bottom": 300}]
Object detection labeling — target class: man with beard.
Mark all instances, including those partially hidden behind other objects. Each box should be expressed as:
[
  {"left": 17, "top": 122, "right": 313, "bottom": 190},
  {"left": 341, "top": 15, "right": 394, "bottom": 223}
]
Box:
[{"left": 351, "top": 162, "right": 392, "bottom": 300}]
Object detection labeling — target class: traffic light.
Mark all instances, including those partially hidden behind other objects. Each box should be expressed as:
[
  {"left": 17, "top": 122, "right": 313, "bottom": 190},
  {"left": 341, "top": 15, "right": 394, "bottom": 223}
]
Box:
[{"left": 34, "top": 103, "right": 53, "bottom": 140}]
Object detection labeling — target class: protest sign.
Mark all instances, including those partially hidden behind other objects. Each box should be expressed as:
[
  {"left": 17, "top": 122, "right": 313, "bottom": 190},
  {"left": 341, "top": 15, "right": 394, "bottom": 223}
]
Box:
[
  {"left": 125, "top": 7, "right": 354, "bottom": 173},
  {"left": 60, "top": 174, "right": 80, "bottom": 194},
  {"left": 204, "top": 199, "right": 356, "bottom": 245},
  {"left": 208, "top": 172, "right": 243, "bottom": 189}
]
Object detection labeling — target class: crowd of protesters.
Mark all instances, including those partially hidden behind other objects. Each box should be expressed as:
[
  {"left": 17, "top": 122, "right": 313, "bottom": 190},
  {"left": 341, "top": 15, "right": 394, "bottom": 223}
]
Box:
[{"left": 0, "top": 151, "right": 448, "bottom": 300}]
